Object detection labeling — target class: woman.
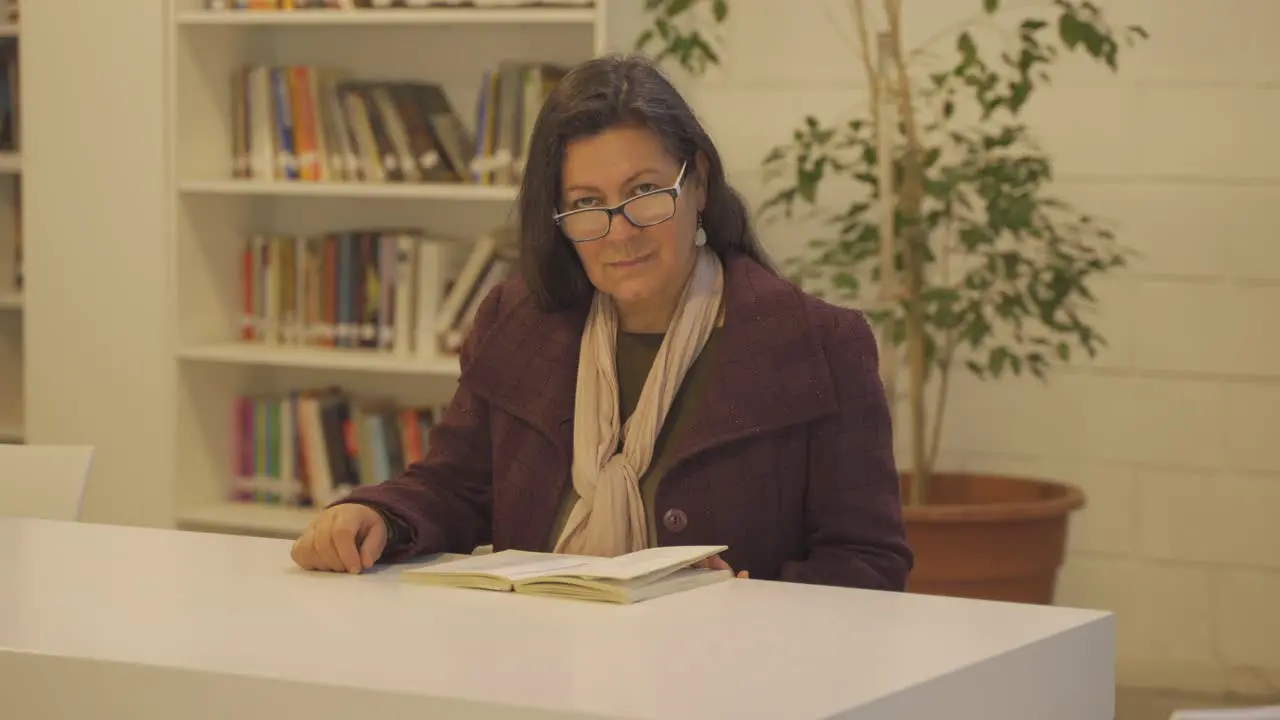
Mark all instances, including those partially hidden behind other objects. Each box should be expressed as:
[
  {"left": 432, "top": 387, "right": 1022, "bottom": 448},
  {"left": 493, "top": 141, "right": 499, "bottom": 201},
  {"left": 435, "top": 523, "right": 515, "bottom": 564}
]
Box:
[{"left": 290, "top": 54, "right": 913, "bottom": 590}]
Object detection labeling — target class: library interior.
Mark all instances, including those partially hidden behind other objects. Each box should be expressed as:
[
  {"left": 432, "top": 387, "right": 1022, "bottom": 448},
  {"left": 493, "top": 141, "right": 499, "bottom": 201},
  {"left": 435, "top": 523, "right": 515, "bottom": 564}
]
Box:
[{"left": 1, "top": 2, "right": 1278, "bottom": 719}]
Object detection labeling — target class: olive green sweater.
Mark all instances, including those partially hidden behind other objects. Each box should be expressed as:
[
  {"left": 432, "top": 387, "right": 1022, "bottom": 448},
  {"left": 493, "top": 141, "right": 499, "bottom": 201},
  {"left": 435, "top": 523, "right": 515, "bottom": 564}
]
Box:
[{"left": 545, "top": 328, "right": 721, "bottom": 549}]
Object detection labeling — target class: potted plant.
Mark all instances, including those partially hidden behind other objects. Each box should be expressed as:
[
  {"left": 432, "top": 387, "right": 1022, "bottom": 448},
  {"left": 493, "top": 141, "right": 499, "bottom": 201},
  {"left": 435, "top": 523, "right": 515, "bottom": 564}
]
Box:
[{"left": 638, "top": 0, "right": 1147, "bottom": 604}]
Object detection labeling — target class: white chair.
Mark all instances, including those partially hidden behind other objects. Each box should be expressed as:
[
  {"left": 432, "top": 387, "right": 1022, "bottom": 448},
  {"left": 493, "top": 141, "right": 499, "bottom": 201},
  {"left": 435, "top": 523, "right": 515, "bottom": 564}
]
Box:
[{"left": 0, "top": 444, "right": 95, "bottom": 521}]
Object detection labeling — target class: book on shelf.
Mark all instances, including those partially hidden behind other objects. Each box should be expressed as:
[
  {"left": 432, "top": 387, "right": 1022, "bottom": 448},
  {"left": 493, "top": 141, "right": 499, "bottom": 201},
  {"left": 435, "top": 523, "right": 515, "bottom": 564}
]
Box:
[
  {"left": 0, "top": 37, "right": 17, "bottom": 152},
  {"left": 402, "top": 545, "right": 733, "bottom": 604},
  {"left": 204, "top": 1, "right": 594, "bottom": 11},
  {"left": 229, "top": 61, "right": 565, "bottom": 186},
  {"left": 431, "top": 225, "right": 518, "bottom": 353},
  {"left": 233, "top": 386, "right": 444, "bottom": 508},
  {"left": 238, "top": 224, "right": 516, "bottom": 358}
]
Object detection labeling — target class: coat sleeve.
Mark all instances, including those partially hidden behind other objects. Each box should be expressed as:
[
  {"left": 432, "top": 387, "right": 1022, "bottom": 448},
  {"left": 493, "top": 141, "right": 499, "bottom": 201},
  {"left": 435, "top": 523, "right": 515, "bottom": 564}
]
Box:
[
  {"left": 329, "top": 285, "right": 504, "bottom": 562},
  {"left": 779, "top": 307, "right": 914, "bottom": 591}
]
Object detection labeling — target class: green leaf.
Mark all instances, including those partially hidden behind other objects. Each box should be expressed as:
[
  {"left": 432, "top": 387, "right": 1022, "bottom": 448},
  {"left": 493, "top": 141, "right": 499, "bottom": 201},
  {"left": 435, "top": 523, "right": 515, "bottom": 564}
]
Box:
[
  {"left": 983, "top": 0, "right": 999, "bottom": 13},
  {"left": 712, "top": 0, "right": 728, "bottom": 22},
  {"left": 635, "top": 28, "right": 654, "bottom": 51},
  {"left": 1058, "top": 13, "right": 1082, "bottom": 49},
  {"left": 691, "top": 33, "right": 720, "bottom": 65},
  {"left": 665, "top": 0, "right": 695, "bottom": 17},
  {"left": 989, "top": 347, "right": 1010, "bottom": 377},
  {"left": 833, "top": 272, "right": 860, "bottom": 292}
]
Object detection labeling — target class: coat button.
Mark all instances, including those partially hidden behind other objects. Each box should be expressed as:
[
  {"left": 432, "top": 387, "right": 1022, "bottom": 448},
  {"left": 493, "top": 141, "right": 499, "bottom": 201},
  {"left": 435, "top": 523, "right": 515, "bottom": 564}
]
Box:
[{"left": 662, "top": 508, "right": 688, "bottom": 533}]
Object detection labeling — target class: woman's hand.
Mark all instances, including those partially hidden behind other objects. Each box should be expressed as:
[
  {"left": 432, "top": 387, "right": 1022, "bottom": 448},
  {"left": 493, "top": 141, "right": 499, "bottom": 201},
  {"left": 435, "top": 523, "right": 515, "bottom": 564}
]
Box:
[
  {"left": 694, "top": 554, "right": 749, "bottom": 578},
  {"left": 291, "top": 504, "right": 387, "bottom": 574}
]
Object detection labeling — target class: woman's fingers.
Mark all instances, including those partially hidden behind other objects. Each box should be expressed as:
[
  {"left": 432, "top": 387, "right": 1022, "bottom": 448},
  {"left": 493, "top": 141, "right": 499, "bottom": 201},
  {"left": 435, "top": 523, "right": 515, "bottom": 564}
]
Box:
[
  {"left": 359, "top": 518, "right": 388, "bottom": 570},
  {"left": 291, "top": 505, "right": 388, "bottom": 574},
  {"left": 695, "top": 554, "right": 731, "bottom": 570},
  {"left": 291, "top": 529, "right": 316, "bottom": 569},
  {"left": 329, "top": 512, "right": 365, "bottom": 574},
  {"left": 311, "top": 513, "right": 346, "bottom": 572}
]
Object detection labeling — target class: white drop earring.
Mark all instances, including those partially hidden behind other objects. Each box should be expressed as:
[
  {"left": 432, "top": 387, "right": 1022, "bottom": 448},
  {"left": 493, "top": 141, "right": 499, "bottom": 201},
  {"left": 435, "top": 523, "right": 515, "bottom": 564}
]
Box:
[{"left": 694, "top": 214, "right": 707, "bottom": 247}]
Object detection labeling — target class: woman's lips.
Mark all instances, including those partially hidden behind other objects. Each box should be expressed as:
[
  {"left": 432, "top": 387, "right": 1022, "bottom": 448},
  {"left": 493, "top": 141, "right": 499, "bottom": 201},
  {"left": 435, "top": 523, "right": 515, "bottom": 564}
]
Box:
[{"left": 608, "top": 253, "right": 653, "bottom": 269}]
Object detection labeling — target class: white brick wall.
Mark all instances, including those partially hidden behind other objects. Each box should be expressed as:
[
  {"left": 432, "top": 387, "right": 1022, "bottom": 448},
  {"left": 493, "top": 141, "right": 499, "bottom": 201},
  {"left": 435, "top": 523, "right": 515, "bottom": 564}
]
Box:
[{"left": 608, "top": 0, "right": 1280, "bottom": 695}]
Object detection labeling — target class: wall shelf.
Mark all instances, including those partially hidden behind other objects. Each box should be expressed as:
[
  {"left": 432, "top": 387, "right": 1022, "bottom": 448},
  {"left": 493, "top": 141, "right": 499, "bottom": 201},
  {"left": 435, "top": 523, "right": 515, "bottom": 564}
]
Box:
[
  {"left": 178, "top": 178, "right": 518, "bottom": 201},
  {"left": 177, "top": 342, "right": 461, "bottom": 376},
  {"left": 0, "top": 423, "right": 22, "bottom": 444},
  {"left": 0, "top": 152, "right": 20, "bottom": 174},
  {"left": 176, "top": 501, "right": 316, "bottom": 538}
]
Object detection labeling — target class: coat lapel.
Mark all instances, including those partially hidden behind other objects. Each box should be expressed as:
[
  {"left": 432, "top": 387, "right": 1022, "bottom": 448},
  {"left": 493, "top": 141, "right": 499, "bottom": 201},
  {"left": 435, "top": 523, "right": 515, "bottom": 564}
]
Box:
[
  {"left": 665, "top": 254, "right": 839, "bottom": 471},
  {"left": 457, "top": 286, "right": 586, "bottom": 459},
  {"left": 458, "top": 254, "right": 840, "bottom": 478}
]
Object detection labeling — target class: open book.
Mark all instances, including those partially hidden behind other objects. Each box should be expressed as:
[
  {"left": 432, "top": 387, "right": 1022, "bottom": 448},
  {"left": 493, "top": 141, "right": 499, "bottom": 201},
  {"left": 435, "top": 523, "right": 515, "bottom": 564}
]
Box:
[{"left": 399, "top": 545, "right": 732, "bottom": 604}]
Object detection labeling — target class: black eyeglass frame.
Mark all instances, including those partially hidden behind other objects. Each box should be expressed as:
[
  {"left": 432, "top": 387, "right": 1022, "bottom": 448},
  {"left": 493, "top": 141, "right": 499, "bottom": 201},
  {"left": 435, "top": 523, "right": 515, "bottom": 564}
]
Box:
[{"left": 552, "top": 161, "right": 689, "bottom": 244}]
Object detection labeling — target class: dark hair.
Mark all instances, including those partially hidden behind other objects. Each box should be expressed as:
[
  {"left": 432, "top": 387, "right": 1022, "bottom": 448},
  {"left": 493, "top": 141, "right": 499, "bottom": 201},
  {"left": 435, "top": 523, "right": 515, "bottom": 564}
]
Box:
[{"left": 516, "top": 53, "right": 775, "bottom": 312}]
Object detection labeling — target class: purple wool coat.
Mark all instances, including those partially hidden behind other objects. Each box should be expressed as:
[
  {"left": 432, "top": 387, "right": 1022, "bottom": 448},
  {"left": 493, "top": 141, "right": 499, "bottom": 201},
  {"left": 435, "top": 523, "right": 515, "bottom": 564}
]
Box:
[{"left": 335, "top": 252, "right": 914, "bottom": 590}]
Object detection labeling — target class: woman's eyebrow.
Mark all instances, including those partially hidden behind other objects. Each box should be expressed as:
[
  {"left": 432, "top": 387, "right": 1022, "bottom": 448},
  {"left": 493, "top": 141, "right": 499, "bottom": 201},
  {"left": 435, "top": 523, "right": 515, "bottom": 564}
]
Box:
[{"left": 564, "top": 167, "right": 663, "bottom": 195}]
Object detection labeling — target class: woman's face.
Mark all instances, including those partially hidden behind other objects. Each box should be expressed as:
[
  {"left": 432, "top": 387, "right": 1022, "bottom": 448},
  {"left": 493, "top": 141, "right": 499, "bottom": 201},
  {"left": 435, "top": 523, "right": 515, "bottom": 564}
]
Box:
[{"left": 558, "top": 125, "right": 705, "bottom": 312}]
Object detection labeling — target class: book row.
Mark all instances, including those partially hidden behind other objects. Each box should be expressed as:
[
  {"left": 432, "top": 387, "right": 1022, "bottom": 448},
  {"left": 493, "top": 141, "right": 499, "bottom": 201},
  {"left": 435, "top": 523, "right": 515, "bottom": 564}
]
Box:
[
  {"left": 230, "top": 61, "right": 566, "bottom": 186},
  {"left": 239, "top": 224, "right": 515, "bottom": 357},
  {"left": 231, "top": 387, "right": 444, "bottom": 508}
]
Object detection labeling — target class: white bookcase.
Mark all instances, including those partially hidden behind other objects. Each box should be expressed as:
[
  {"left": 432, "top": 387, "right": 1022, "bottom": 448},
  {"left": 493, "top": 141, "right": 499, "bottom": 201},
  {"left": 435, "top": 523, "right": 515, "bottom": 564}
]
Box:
[
  {"left": 168, "top": 0, "right": 605, "bottom": 537},
  {"left": 0, "top": 13, "right": 21, "bottom": 445}
]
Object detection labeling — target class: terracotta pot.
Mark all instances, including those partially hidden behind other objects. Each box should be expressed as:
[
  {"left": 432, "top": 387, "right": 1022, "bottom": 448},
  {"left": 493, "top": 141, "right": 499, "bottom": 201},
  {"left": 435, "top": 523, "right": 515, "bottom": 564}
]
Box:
[{"left": 899, "top": 472, "right": 1085, "bottom": 605}]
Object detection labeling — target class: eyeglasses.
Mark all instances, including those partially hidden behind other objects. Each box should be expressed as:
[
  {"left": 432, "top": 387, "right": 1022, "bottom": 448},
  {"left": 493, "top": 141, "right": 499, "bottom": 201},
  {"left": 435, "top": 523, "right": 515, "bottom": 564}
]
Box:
[{"left": 552, "top": 162, "right": 688, "bottom": 244}]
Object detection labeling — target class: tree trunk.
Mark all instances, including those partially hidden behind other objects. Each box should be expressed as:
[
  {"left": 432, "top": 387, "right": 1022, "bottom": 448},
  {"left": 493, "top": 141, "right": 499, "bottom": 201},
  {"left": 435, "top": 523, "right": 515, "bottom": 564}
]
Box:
[
  {"left": 882, "top": 2, "right": 932, "bottom": 505},
  {"left": 873, "top": 31, "right": 900, "bottom": 436}
]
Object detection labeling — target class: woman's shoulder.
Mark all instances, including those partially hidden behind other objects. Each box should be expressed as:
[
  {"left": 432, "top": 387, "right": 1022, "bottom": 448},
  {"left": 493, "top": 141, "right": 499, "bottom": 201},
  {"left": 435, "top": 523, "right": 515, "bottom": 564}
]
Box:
[
  {"left": 795, "top": 290, "right": 878, "bottom": 351},
  {"left": 720, "top": 254, "right": 882, "bottom": 420},
  {"left": 472, "top": 270, "right": 583, "bottom": 332},
  {"left": 460, "top": 270, "right": 588, "bottom": 368},
  {"left": 727, "top": 254, "right": 878, "bottom": 353},
  {"left": 465, "top": 272, "right": 536, "bottom": 344}
]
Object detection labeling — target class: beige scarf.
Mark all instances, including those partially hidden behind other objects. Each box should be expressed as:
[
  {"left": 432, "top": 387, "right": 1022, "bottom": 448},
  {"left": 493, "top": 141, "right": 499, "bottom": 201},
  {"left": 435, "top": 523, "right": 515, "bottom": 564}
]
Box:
[{"left": 552, "top": 246, "right": 725, "bottom": 557}]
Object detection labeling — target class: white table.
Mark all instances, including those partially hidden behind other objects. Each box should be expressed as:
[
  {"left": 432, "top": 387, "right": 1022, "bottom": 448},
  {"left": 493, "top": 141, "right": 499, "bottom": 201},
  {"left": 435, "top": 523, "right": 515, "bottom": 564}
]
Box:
[{"left": 0, "top": 517, "right": 1114, "bottom": 719}]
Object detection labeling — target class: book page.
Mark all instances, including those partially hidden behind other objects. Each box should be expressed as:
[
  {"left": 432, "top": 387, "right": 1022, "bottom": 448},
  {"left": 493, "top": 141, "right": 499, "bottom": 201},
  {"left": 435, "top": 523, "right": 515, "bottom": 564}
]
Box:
[
  {"left": 562, "top": 545, "right": 727, "bottom": 582},
  {"left": 404, "top": 550, "right": 591, "bottom": 582}
]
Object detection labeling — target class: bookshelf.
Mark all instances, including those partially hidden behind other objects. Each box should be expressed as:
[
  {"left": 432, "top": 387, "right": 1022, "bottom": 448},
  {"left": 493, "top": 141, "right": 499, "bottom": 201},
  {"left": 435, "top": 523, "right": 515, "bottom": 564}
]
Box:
[
  {"left": 168, "top": 0, "right": 605, "bottom": 537},
  {"left": 0, "top": 3, "right": 20, "bottom": 446}
]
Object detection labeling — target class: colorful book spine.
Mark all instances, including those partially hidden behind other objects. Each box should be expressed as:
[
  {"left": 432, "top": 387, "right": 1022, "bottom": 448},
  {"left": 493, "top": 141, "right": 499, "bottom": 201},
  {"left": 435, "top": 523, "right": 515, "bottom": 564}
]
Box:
[{"left": 231, "top": 388, "right": 442, "bottom": 508}]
